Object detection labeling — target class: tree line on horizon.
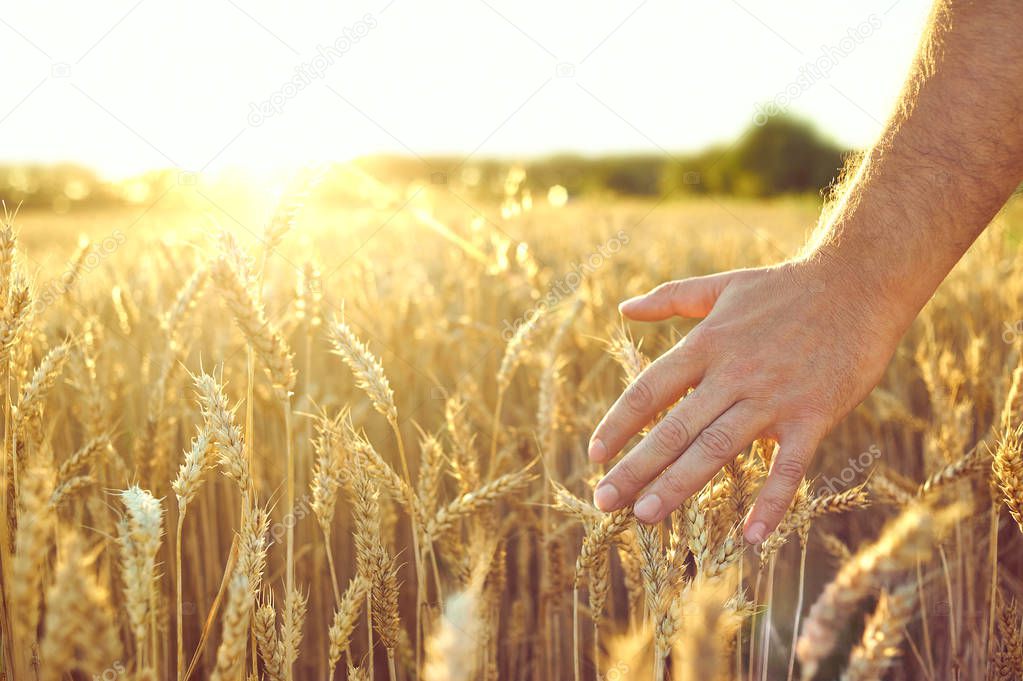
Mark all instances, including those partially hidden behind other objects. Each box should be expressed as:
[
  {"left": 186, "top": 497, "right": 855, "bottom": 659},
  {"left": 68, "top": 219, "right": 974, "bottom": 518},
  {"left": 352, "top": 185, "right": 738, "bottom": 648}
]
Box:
[
  {"left": 1, "top": 115, "right": 848, "bottom": 211},
  {"left": 362, "top": 114, "right": 849, "bottom": 201}
]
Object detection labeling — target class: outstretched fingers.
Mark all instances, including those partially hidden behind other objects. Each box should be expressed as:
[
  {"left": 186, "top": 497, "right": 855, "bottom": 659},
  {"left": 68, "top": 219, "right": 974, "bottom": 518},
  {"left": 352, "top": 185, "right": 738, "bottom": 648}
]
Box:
[
  {"left": 588, "top": 338, "right": 705, "bottom": 464},
  {"left": 632, "top": 401, "right": 771, "bottom": 524},
  {"left": 593, "top": 384, "right": 733, "bottom": 512}
]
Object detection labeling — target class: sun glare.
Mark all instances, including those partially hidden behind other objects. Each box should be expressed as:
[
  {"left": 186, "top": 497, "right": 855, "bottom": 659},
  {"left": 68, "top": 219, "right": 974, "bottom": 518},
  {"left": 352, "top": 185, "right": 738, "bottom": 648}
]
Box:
[{"left": 0, "top": 0, "right": 933, "bottom": 181}]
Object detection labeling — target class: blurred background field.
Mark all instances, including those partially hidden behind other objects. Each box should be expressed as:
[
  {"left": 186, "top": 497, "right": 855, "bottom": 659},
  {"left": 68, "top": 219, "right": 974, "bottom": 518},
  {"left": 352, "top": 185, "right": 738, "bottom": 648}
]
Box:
[{"left": 3, "top": 147, "right": 1023, "bottom": 679}]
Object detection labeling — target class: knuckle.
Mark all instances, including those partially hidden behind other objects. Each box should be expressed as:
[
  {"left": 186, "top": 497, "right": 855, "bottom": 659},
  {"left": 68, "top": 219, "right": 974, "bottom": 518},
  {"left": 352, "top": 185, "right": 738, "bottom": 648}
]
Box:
[
  {"left": 772, "top": 458, "right": 805, "bottom": 485},
  {"left": 610, "top": 460, "right": 643, "bottom": 490},
  {"left": 656, "top": 465, "right": 688, "bottom": 498},
  {"left": 719, "top": 356, "right": 760, "bottom": 384},
  {"left": 652, "top": 414, "right": 690, "bottom": 453},
  {"left": 623, "top": 379, "right": 654, "bottom": 413},
  {"left": 684, "top": 326, "right": 711, "bottom": 352},
  {"left": 782, "top": 396, "right": 833, "bottom": 427},
  {"left": 761, "top": 494, "right": 791, "bottom": 518},
  {"left": 697, "top": 426, "right": 735, "bottom": 462},
  {"left": 746, "top": 390, "right": 783, "bottom": 415},
  {"left": 798, "top": 401, "right": 832, "bottom": 424},
  {"left": 659, "top": 280, "right": 685, "bottom": 299},
  {"left": 660, "top": 343, "right": 690, "bottom": 373}
]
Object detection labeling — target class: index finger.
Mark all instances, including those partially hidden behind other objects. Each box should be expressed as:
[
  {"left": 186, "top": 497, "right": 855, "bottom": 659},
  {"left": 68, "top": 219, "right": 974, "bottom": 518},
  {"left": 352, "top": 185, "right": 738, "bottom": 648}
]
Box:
[{"left": 589, "top": 338, "right": 704, "bottom": 463}]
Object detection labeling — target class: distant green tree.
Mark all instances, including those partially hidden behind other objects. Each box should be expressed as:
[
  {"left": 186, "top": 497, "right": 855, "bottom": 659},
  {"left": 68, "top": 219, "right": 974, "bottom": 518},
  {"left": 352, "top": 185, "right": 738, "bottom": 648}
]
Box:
[{"left": 662, "top": 114, "right": 847, "bottom": 197}]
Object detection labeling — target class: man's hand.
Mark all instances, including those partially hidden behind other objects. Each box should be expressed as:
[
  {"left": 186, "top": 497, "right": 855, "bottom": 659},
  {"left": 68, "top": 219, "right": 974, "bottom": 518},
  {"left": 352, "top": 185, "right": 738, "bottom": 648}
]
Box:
[
  {"left": 589, "top": 0, "right": 1023, "bottom": 543},
  {"left": 588, "top": 259, "right": 903, "bottom": 543}
]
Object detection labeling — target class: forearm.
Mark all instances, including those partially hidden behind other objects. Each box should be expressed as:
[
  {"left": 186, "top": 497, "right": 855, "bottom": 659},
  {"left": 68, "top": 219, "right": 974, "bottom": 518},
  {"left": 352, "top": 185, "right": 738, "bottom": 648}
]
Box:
[{"left": 805, "top": 0, "right": 1023, "bottom": 333}]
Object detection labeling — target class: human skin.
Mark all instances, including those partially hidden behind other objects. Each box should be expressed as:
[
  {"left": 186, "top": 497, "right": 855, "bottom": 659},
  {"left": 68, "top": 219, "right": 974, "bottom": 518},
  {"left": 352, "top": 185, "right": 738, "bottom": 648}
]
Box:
[{"left": 588, "top": 0, "right": 1023, "bottom": 543}]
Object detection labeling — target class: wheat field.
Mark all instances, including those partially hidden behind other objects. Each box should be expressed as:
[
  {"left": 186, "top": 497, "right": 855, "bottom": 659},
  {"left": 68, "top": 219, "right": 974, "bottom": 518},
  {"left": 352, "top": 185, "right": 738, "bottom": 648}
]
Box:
[{"left": 2, "top": 169, "right": 1023, "bottom": 681}]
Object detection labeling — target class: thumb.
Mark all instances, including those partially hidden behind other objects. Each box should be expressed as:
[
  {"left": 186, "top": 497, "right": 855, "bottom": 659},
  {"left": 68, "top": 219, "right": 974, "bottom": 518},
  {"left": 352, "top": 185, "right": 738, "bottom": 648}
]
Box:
[{"left": 619, "top": 271, "right": 740, "bottom": 321}]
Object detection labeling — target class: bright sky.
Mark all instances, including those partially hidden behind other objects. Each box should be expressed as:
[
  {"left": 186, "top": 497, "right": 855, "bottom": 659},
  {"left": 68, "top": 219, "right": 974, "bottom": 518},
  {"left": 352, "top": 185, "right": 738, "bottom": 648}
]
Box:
[{"left": 0, "top": 0, "right": 934, "bottom": 178}]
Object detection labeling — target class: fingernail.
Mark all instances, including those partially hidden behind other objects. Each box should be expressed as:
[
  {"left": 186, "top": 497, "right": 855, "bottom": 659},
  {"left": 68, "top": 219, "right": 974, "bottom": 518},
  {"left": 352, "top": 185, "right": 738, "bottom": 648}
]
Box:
[
  {"left": 593, "top": 482, "right": 619, "bottom": 511},
  {"left": 588, "top": 437, "right": 607, "bottom": 461},
  {"left": 744, "top": 521, "right": 767, "bottom": 544},
  {"left": 634, "top": 494, "right": 662, "bottom": 522}
]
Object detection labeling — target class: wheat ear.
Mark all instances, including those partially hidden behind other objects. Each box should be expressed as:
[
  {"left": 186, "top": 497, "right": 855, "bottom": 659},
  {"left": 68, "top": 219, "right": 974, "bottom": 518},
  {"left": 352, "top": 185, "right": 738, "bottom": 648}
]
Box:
[
  {"left": 841, "top": 583, "right": 918, "bottom": 681},
  {"left": 117, "top": 484, "right": 164, "bottom": 671},
  {"left": 254, "top": 591, "right": 286, "bottom": 681},
  {"left": 171, "top": 428, "right": 214, "bottom": 679},
  {"left": 425, "top": 466, "right": 535, "bottom": 540},
  {"left": 988, "top": 594, "right": 1023, "bottom": 681},
  {"left": 38, "top": 534, "right": 122, "bottom": 681},
  {"left": 11, "top": 466, "right": 55, "bottom": 659},
  {"left": 796, "top": 502, "right": 960, "bottom": 680},
  {"left": 192, "top": 369, "right": 249, "bottom": 491},
  {"left": 993, "top": 425, "right": 1023, "bottom": 535},
  {"left": 211, "top": 243, "right": 296, "bottom": 399},
  {"left": 328, "top": 576, "right": 368, "bottom": 675}
]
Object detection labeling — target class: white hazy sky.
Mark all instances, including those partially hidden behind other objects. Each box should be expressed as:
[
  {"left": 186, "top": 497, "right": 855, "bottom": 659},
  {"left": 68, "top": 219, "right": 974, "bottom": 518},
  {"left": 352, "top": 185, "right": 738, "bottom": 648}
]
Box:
[{"left": 0, "top": 0, "right": 934, "bottom": 177}]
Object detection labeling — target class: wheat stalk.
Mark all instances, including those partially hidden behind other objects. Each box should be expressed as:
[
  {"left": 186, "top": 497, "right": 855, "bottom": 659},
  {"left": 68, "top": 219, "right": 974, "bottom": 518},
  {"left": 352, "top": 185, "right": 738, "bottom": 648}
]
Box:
[
  {"left": 208, "top": 571, "right": 254, "bottom": 681},
  {"left": 918, "top": 444, "right": 988, "bottom": 497},
  {"left": 0, "top": 278, "right": 31, "bottom": 365},
  {"left": 172, "top": 429, "right": 214, "bottom": 511},
  {"left": 15, "top": 339, "right": 70, "bottom": 443},
  {"left": 48, "top": 474, "right": 94, "bottom": 509},
  {"left": 491, "top": 307, "right": 545, "bottom": 472},
  {"left": 163, "top": 266, "right": 209, "bottom": 352},
  {"left": 56, "top": 433, "right": 110, "bottom": 482},
  {"left": 445, "top": 392, "right": 479, "bottom": 493},
  {"left": 281, "top": 586, "right": 308, "bottom": 672}
]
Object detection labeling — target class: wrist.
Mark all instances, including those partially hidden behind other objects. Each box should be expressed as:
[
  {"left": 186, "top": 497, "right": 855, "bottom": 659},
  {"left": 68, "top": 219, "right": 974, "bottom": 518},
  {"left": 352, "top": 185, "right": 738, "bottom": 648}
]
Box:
[{"left": 791, "top": 230, "right": 918, "bottom": 344}]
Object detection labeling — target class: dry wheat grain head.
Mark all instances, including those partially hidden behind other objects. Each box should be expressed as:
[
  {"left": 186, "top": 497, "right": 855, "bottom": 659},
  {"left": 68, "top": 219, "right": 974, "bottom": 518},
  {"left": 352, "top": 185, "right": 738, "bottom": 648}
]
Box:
[
  {"left": 988, "top": 594, "right": 1023, "bottom": 681},
  {"left": 329, "top": 314, "right": 397, "bottom": 422},
  {"left": 116, "top": 484, "right": 164, "bottom": 658},
  {"left": 192, "top": 368, "right": 249, "bottom": 492},
  {"left": 797, "top": 502, "right": 961, "bottom": 680},
  {"left": 172, "top": 428, "right": 214, "bottom": 511},
  {"left": 11, "top": 465, "right": 55, "bottom": 651},
  {"left": 38, "top": 533, "right": 121, "bottom": 681},
  {"left": 992, "top": 425, "right": 1023, "bottom": 535},
  {"left": 840, "top": 582, "right": 918, "bottom": 681},
  {"left": 212, "top": 237, "right": 296, "bottom": 399},
  {"left": 327, "top": 576, "right": 367, "bottom": 672}
]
